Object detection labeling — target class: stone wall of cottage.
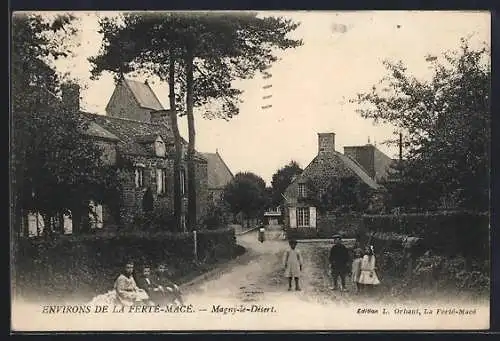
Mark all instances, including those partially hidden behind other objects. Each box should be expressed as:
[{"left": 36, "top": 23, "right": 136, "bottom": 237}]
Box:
[
  {"left": 95, "top": 140, "right": 118, "bottom": 166},
  {"left": 106, "top": 82, "right": 151, "bottom": 122},
  {"left": 118, "top": 155, "right": 208, "bottom": 227},
  {"left": 119, "top": 156, "right": 174, "bottom": 226}
]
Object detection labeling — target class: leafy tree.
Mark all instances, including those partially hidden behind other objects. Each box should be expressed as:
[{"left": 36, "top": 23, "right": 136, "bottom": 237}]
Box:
[
  {"left": 270, "top": 160, "right": 303, "bottom": 207},
  {"left": 223, "top": 172, "right": 268, "bottom": 228},
  {"left": 89, "top": 14, "right": 186, "bottom": 231},
  {"left": 11, "top": 13, "right": 118, "bottom": 237},
  {"left": 305, "top": 176, "right": 372, "bottom": 214},
  {"left": 352, "top": 38, "right": 490, "bottom": 212},
  {"left": 90, "top": 12, "right": 302, "bottom": 230}
]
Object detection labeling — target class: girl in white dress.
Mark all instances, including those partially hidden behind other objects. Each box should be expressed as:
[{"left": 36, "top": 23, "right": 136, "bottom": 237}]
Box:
[
  {"left": 283, "top": 239, "right": 303, "bottom": 291},
  {"left": 358, "top": 245, "right": 380, "bottom": 294}
]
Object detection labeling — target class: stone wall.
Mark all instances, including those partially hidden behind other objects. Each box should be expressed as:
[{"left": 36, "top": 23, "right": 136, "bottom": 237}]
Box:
[
  {"left": 119, "top": 156, "right": 174, "bottom": 226},
  {"left": 95, "top": 140, "right": 118, "bottom": 166},
  {"left": 106, "top": 82, "right": 151, "bottom": 122},
  {"left": 118, "top": 155, "right": 208, "bottom": 228}
]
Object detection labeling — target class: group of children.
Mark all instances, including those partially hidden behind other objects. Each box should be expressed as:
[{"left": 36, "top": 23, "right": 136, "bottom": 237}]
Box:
[
  {"left": 282, "top": 236, "right": 380, "bottom": 294},
  {"left": 89, "top": 261, "right": 183, "bottom": 307}
]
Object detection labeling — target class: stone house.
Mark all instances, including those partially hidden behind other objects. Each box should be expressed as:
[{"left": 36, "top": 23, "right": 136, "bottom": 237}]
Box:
[
  {"left": 200, "top": 150, "right": 234, "bottom": 204},
  {"left": 23, "top": 79, "right": 209, "bottom": 236},
  {"left": 263, "top": 207, "right": 283, "bottom": 225},
  {"left": 283, "top": 132, "right": 388, "bottom": 237},
  {"left": 343, "top": 143, "right": 394, "bottom": 183}
]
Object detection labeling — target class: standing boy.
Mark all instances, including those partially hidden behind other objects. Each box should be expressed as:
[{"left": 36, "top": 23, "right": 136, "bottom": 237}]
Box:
[{"left": 329, "top": 234, "right": 350, "bottom": 291}]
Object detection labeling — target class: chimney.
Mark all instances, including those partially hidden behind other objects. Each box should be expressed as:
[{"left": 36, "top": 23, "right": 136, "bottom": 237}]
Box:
[
  {"left": 61, "top": 82, "right": 80, "bottom": 113},
  {"left": 318, "top": 132, "right": 335, "bottom": 153},
  {"left": 150, "top": 109, "right": 171, "bottom": 127}
]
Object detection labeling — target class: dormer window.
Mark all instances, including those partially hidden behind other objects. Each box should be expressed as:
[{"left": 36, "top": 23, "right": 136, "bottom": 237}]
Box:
[{"left": 154, "top": 136, "right": 166, "bottom": 157}]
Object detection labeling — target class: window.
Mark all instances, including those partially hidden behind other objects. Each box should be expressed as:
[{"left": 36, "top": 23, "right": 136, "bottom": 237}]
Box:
[
  {"left": 157, "top": 168, "right": 167, "bottom": 194},
  {"left": 296, "top": 207, "right": 310, "bottom": 227},
  {"left": 135, "top": 168, "right": 144, "bottom": 188},
  {"left": 180, "top": 168, "right": 187, "bottom": 196},
  {"left": 298, "top": 183, "right": 307, "bottom": 198}
]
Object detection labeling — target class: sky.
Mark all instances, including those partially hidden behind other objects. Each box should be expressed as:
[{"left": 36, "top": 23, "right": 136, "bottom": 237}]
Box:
[{"left": 43, "top": 10, "right": 490, "bottom": 185}]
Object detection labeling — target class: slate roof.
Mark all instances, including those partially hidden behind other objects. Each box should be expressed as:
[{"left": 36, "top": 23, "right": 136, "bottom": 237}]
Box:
[
  {"left": 200, "top": 152, "right": 234, "bottom": 189},
  {"left": 124, "top": 79, "right": 164, "bottom": 111},
  {"left": 83, "top": 121, "right": 120, "bottom": 141},
  {"left": 81, "top": 112, "right": 205, "bottom": 160},
  {"left": 293, "top": 150, "right": 381, "bottom": 190}
]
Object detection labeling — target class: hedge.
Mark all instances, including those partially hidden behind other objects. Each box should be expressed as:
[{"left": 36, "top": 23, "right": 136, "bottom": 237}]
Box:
[
  {"left": 362, "top": 212, "right": 490, "bottom": 260},
  {"left": 285, "top": 214, "right": 364, "bottom": 240},
  {"left": 15, "top": 227, "right": 237, "bottom": 301}
]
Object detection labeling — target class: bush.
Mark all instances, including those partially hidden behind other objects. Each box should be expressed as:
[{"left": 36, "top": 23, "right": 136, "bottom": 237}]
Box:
[
  {"left": 16, "top": 227, "right": 237, "bottom": 300},
  {"left": 386, "top": 251, "right": 490, "bottom": 299},
  {"left": 362, "top": 212, "right": 489, "bottom": 260},
  {"left": 203, "top": 203, "right": 229, "bottom": 230},
  {"left": 133, "top": 206, "right": 176, "bottom": 231}
]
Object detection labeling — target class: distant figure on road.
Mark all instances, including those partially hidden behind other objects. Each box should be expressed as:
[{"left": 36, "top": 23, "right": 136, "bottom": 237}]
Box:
[
  {"left": 329, "top": 234, "right": 350, "bottom": 291},
  {"left": 283, "top": 239, "right": 303, "bottom": 291},
  {"left": 258, "top": 226, "right": 265, "bottom": 243}
]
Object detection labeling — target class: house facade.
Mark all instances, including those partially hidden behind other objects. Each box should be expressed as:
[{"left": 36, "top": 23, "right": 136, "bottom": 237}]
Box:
[
  {"left": 283, "top": 132, "right": 385, "bottom": 237},
  {"left": 200, "top": 150, "right": 234, "bottom": 204},
  {"left": 23, "top": 79, "right": 209, "bottom": 236},
  {"left": 263, "top": 207, "right": 283, "bottom": 225}
]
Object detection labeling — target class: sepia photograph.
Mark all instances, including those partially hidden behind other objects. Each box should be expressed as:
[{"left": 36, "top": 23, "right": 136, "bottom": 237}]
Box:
[{"left": 10, "top": 10, "right": 491, "bottom": 332}]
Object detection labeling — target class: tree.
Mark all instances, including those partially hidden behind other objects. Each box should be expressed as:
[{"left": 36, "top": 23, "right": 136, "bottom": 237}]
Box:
[
  {"left": 89, "top": 14, "right": 186, "bottom": 231},
  {"left": 11, "top": 13, "right": 118, "bottom": 236},
  {"left": 352, "top": 38, "right": 490, "bottom": 212},
  {"left": 223, "top": 172, "right": 268, "bottom": 228},
  {"left": 270, "top": 160, "right": 303, "bottom": 207},
  {"left": 305, "top": 176, "right": 372, "bottom": 214},
  {"left": 90, "top": 12, "right": 303, "bottom": 230}
]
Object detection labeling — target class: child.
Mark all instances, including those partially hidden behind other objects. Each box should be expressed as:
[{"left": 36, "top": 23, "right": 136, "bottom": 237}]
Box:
[
  {"left": 283, "top": 239, "right": 303, "bottom": 291},
  {"left": 154, "top": 263, "right": 183, "bottom": 305},
  {"left": 358, "top": 245, "right": 380, "bottom": 294},
  {"left": 351, "top": 248, "right": 363, "bottom": 294}
]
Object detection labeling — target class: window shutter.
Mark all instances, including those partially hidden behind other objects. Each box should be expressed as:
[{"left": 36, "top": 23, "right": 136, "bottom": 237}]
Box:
[
  {"left": 89, "top": 200, "right": 96, "bottom": 229},
  {"left": 156, "top": 169, "right": 162, "bottom": 194},
  {"left": 27, "top": 213, "right": 37, "bottom": 237},
  {"left": 162, "top": 170, "right": 167, "bottom": 194},
  {"left": 289, "top": 208, "right": 297, "bottom": 228},
  {"left": 63, "top": 212, "right": 73, "bottom": 234},
  {"left": 95, "top": 204, "right": 103, "bottom": 229},
  {"left": 309, "top": 206, "right": 317, "bottom": 228}
]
